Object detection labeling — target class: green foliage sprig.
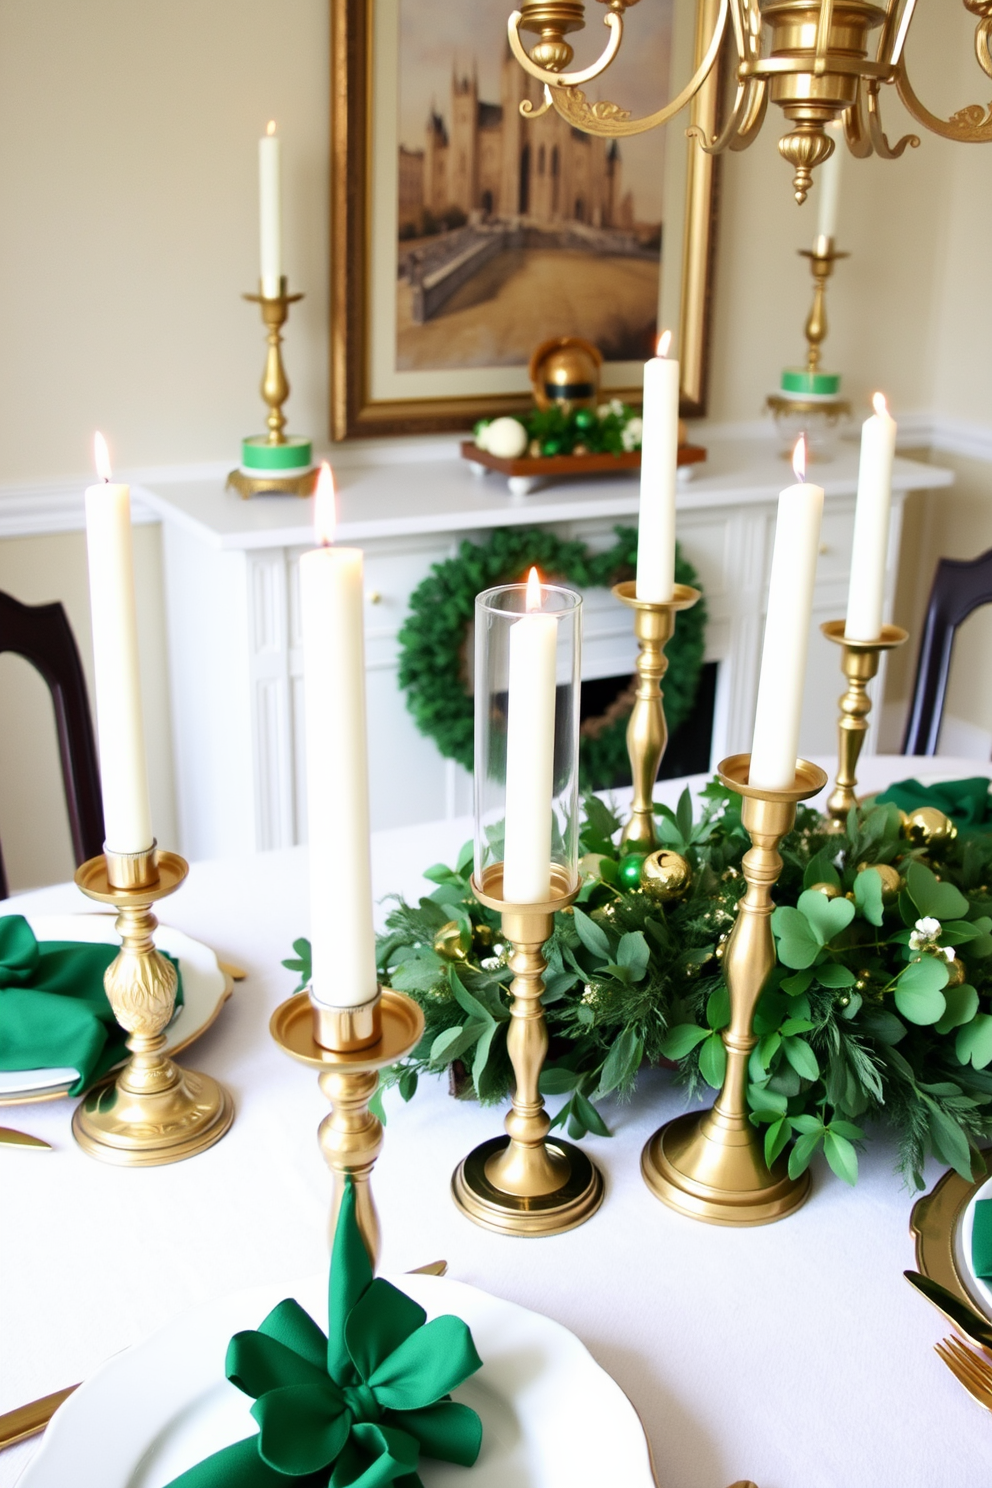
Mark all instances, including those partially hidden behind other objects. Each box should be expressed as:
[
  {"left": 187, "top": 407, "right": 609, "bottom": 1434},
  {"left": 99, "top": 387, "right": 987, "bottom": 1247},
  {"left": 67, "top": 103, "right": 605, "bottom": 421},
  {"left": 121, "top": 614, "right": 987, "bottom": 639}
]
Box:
[
  {"left": 474, "top": 399, "right": 642, "bottom": 458},
  {"left": 285, "top": 783, "right": 992, "bottom": 1191},
  {"left": 396, "top": 525, "right": 706, "bottom": 790}
]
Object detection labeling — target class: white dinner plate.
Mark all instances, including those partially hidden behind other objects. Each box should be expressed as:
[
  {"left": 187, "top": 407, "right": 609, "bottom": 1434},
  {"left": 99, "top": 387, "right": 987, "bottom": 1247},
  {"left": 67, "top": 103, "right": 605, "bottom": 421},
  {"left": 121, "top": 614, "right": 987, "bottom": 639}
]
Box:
[
  {"left": 0, "top": 913, "right": 230, "bottom": 1104},
  {"left": 956, "top": 1171, "right": 992, "bottom": 1320},
  {"left": 19, "top": 1271, "right": 657, "bottom": 1488}
]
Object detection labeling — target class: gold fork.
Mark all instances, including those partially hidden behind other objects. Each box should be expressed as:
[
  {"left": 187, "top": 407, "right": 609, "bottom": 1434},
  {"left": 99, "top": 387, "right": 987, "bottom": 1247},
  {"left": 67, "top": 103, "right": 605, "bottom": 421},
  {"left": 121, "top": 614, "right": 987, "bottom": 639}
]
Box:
[{"left": 935, "top": 1334, "right": 992, "bottom": 1414}]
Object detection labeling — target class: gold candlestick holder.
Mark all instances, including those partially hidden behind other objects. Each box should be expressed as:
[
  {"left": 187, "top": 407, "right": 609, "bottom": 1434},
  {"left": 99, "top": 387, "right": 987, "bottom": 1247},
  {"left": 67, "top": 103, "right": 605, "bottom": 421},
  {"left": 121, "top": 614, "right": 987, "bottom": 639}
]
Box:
[
  {"left": 799, "top": 238, "right": 849, "bottom": 380},
  {"left": 641, "top": 754, "right": 827, "bottom": 1226},
  {"left": 452, "top": 865, "right": 604, "bottom": 1237},
  {"left": 270, "top": 990, "right": 425, "bottom": 1265},
  {"left": 821, "top": 619, "right": 909, "bottom": 830},
  {"left": 71, "top": 845, "right": 235, "bottom": 1165},
  {"left": 227, "top": 276, "right": 319, "bottom": 500},
  {"left": 766, "top": 239, "right": 851, "bottom": 450},
  {"left": 612, "top": 580, "right": 701, "bottom": 853}
]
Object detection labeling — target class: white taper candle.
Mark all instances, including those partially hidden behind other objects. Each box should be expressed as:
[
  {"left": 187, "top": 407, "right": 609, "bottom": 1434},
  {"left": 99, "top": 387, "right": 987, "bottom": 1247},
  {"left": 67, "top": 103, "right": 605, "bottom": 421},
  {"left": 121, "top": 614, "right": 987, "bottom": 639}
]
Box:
[
  {"left": 299, "top": 464, "right": 378, "bottom": 1008},
  {"left": 502, "top": 569, "right": 558, "bottom": 903},
  {"left": 845, "top": 393, "right": 897, "bottom": 642},
  {"left": 636, "top": 329, "right": 679, "bottom": 603},
  {"left": 84, "top": 433, "right": 154, "bottom": 855},
  {"left": 749, "top": 438, "right": 825, "bottom": 791},
  {"left": 259, "top": 121, "right": 282, "bottom": 299}
]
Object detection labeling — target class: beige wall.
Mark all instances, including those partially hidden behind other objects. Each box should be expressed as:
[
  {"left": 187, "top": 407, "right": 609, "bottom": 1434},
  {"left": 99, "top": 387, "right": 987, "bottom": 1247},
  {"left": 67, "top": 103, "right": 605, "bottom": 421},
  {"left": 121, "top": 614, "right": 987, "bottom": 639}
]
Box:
[{"left": 0, "top": 1, "right": 989, "bottom": 888}]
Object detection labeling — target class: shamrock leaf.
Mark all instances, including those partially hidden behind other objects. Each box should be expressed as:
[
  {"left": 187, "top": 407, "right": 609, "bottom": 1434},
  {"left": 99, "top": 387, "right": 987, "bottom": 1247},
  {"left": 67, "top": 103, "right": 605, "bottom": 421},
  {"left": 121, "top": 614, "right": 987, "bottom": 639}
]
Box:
[
  {"left": 935, "top": 983, "right": 979, "bottom": 1036},
  {"left": 796, "top": 888, "right": 855, "bottom": 944},
  {"left": 905, "top": 861, "right": 969, "bottom": 921},
  {"left": 956, "top": 1013, "right": 992, "bottom": 1070},
  {"left": 771, "top": 906, "right": 822, "bottom": 969},
  {"left": 894, "top": 957, "right": 949, "bottom": 1025},
  {"left": 853, "top": 868, "right": 885, "bottom": 928}
]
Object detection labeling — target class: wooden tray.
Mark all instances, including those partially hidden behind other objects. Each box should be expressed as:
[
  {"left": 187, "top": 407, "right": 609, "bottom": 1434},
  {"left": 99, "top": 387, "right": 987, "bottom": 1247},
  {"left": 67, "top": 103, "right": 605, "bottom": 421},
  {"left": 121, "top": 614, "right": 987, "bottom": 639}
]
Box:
[{"left": 460, "top": 440, "right": 707, "bottom": 478}]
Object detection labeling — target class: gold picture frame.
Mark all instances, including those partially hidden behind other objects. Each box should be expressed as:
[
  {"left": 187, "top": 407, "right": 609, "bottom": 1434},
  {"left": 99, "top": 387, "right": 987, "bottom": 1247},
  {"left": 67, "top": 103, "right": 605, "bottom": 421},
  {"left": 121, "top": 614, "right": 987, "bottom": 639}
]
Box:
[{"left": 330, "top": 0, "right": 721, "bottom": 441}]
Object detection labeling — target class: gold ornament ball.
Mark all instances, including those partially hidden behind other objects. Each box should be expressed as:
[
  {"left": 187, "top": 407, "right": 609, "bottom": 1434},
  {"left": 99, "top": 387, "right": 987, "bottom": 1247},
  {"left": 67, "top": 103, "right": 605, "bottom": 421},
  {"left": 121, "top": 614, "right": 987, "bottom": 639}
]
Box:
[
  {"left": 640, "top": 849, "right": 692, "bottom": 902},
  {"left": 433, "top": 919, "right": 469, "bottom": 961},
  {"left": 904, "top": 806, "right": 958, "bottom": 845},
  {"left": 856, "top": 862, "right": 902, "bottom": 902},
  {"left": 810, "top": 881, "right": 842, "bottom": 899}
]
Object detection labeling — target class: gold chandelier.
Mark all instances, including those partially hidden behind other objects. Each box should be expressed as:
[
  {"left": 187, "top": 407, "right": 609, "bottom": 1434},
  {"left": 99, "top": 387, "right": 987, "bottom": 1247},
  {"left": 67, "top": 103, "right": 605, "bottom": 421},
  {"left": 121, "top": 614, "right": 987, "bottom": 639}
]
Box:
[{"left": 506, "top": 0, "right": 992, "bottom": 203}]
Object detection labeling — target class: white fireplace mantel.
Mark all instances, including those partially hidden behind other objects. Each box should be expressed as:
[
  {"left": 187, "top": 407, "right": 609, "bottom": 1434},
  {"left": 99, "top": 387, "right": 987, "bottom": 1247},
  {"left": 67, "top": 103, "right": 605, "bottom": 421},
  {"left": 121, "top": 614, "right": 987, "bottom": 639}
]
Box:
[{"left": 133, "top": 437, "right": 952, "bottom": 863}]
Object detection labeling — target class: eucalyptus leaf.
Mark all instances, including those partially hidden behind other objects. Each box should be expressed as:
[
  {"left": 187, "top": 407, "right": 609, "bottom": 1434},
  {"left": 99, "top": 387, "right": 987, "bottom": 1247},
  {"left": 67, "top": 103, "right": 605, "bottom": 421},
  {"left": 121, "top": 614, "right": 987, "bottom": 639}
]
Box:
[
  {"left": 927, "top": 1103, "right": 974, "bottom": 1179},
  {"left": 804, "top": 849, "right": 842, "bottom": 891},
  {"left": 429, "top": 1023, "right": 479, "bottom": 1068},
  {"left": 765, "top": 1117, "right": 791, "bottom": 1167},
  {"left": 706, "top": 983, "right": 731, "bottom": 1031},
  {"left": 572, "top": 906, "right": 612, "bottom": 960},
  {"left": 616, "top": 932, "right": 650, "bottom": 982},
  {"left": 572, "top": 1090, "right": 611, "bottom": 1138},
  {"left": 597, "top": 1027, "right": 644, "bottom": 1096},
  {"left": 539, "top": 1066, "right": 581, "bottom": 1095},
  {"left": 660, "top": 1024, "right": 710, "bottom": 1059},
  {"left": 699, "top": 1032, "right": 727, "bottom": 1089},
  {"left": 823, "top": 1130, "right": 859, "bottom": 1186},
  {"left": 788, "top": 1129, "right": 823, "bottom": 1179},
  {"left": 782, "top": 1035, "right": 819, "bottom": 1081}
]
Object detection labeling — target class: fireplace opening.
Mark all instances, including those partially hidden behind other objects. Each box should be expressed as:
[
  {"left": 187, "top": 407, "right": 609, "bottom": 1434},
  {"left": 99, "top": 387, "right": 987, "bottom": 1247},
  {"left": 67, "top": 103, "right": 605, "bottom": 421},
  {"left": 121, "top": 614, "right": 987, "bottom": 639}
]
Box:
[{"left": 579, "top": 662, "right": 718, "bottom": 791}]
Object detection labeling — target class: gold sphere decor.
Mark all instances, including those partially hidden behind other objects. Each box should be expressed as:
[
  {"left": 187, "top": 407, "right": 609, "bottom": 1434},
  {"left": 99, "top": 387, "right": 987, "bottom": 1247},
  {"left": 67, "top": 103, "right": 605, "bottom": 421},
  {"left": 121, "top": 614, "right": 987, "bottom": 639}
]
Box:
[
  {"left": 528, "top": 335, "right": 602, "bottom": 414},
  {"left": 810, "top": 881, "right": 843, "bottom": 899},
  {"left": 903, "top": 807, "right": 958, "bottom": 846},
  {"left": 857, "top": 861, "right": 902, "bottom": 902},
  {"left": 640, "top": 849, "right": 692, "bottom": 902},
  {"left": 433, "top": 920, "right": 470, "bottom": 961}
]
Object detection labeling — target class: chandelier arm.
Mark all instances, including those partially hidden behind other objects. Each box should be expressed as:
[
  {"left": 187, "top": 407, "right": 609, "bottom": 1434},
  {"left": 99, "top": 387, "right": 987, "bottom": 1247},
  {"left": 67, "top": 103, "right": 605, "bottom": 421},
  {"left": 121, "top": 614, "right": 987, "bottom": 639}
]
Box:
[
  {"left": 844, "top": 82, "right": 875, "bottom": 159},
  {"left": 729, "top": 79, "right": 769, "bottom": 150},
  {"left": 520, "top": 85, "right": 554, "bottom": 120},
  {"left": 866, "top": 79, "right": 919, "bottom": 158},
  {"left": 507, "top": 8, "right": 623, "bottom": 91},
  {"left": 686, "top": 76, "right": 765, "bottom": 154},
  {"left": 892, "top": 53, "right": 992, "bottom": 142},
  {"left": 546, "top": 0, "right": 730, "bottom": 139}
]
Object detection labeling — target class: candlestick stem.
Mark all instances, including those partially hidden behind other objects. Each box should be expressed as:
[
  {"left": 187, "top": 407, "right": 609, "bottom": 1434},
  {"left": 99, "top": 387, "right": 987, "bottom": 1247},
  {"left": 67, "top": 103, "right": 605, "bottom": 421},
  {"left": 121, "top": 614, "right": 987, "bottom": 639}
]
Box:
[
  {"left": 821, "top": 620, "right": 909, "bottom": 830},
  {"left": 613, "top": 581, "right": 701, "bottom": 852},
  {"left": 227, "top": 276, "right": 318, "bottom": 499},
  {"left": 270, "top": 991, "right": 424, "bottom": 1266},
  {"left": 452, "top": 865, "right": 604, "bottom": 1236},
  {"left": 641, "top": 754, "right": 827, "bottom": 1225},
  {"left": 798, "top": 240, "right": 849, "bottom": 376},
  {"left": 71, "top": 848, "right": 234, "bottom": 1165}
]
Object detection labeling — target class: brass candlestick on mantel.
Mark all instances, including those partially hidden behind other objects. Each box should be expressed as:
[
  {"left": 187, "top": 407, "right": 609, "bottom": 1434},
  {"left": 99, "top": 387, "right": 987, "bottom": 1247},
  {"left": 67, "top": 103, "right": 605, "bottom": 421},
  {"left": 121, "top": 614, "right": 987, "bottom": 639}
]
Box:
[
  {"left": 452, "top": 864, "right": 604, "bottom": 1237},
  {"left": 641, "top": 753, "right": 827, "bottom": 1226},
  {"left": 821, "top": 619, "right": 908, "bottom": 830},
  {"left": 613, "top": 580, "right": 701, "bottom": 853},
  {"left": 227, "top": 276, "right": 319, "bottom": 500},
  {"left": 767, "top": 238, "right": 851, "bottom": 451},
  {"left": 71, "top": 845, "right": 235, "bottom": 1165},
  {"left": 270, "top": 990, "right": 424, "bottom": 1264}
]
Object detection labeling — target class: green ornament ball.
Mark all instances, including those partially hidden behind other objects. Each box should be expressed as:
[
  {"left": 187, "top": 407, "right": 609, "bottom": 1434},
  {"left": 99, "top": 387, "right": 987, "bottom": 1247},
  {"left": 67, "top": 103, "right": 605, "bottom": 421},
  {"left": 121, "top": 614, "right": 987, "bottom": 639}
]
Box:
[
  {"left": 573, "top": 408, "right": 596, "bottom": 432},
  {"left": 541, "top": 437, "right": 563, "bottom": 457},
  {"left": 618, "top": 851, "right": 647, "bottom": 889}
]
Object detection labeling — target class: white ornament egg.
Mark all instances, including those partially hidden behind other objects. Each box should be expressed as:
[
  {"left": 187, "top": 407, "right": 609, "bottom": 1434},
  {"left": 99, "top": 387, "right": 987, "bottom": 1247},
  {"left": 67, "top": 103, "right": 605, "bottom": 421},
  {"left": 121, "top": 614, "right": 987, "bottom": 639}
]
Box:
[{"left": 485, "top": 417, "right": 528, "bottom": 460}]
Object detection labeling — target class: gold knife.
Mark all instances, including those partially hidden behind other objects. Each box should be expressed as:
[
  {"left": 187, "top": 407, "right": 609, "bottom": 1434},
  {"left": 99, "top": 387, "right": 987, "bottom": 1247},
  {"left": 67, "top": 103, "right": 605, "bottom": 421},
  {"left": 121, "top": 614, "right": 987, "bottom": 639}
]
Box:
[
  {"left": 0, "top": 1260, "right": 449, "bottom": 1451},
  {"left": 904, "top": 1270, "right": 992, "bottom": 1356},
  {"left": 0, "top": 1128, "right": 52, "bottom": 1151}
]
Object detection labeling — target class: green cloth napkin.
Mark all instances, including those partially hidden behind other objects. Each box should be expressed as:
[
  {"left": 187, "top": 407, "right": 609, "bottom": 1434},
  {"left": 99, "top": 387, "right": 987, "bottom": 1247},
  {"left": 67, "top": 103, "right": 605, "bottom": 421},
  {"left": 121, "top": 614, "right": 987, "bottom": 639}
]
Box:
[
  {"left": 875, "top": 776, "right": 992, "bottom": 830},
  {"left": 973, "top": 1199, "right": 992, "bottom": 1280},
  {"left": 0, "top": 915, "right": 183, "bottom": 1096},
  {"left": 167, "top": 1176, "right": 483, "bottom": 1488}
]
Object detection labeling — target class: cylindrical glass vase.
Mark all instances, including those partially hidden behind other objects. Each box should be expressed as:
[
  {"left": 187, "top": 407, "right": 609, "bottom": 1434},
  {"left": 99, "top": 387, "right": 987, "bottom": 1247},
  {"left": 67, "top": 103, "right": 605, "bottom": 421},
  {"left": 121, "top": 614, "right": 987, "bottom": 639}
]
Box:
[{"left": 474, "top": 581, "right": 582, "bottom": 904}]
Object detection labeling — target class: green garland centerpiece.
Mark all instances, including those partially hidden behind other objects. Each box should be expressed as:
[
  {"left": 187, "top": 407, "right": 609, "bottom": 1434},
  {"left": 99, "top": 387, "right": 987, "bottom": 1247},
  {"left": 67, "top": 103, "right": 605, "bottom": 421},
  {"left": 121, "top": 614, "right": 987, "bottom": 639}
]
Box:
[
  {"left": 474, "top": 399, "right": 643, "bottom": 460},
  {"left": 396, "top": 525, "right": 706, "bottom": 791},
  {"left": 284, "top": 780, "right": 992, "bottom": 1192}
]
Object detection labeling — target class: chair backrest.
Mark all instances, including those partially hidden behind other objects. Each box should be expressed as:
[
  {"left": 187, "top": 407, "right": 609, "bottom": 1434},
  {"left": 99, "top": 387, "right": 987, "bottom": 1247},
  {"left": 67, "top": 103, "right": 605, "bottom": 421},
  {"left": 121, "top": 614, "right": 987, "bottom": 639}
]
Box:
[
  {"left": 902, "top": 547, "right": 992, "bottom": 756},
  {"left": 0, "top": 590, "right": 104, "bottom": 899}
]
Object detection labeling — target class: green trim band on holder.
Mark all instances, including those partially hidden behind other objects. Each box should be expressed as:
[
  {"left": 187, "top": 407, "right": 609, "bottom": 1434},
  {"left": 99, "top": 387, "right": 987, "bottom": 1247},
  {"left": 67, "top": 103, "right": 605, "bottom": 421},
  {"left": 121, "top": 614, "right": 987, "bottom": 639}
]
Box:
[
  {"left": 780, "top": 369, "right": 841, "bottom": 397},
  {"left": 241, "top": 435, "right": 313, "bottom": 471}
]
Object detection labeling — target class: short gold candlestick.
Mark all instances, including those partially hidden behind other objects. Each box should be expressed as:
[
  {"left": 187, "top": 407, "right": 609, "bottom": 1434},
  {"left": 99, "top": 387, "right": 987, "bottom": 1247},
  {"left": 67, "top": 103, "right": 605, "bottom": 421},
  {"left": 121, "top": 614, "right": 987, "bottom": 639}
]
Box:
[
  {"left": 799, "top": 238, "right": 848, "bottom": 379},
  {"left": 270, "top": 990, "right": 425, "bottom": 1265},
  {"left": 227, "top": 276, "right": 319, "bottom": 500},
  {"left": 71, "top": 846, "right": 235, "bottom": 1165},
  {"left": 821, "top": 619, "right": 909, "bottom": 830},
  {"left": 612, "top": 580, "right": 702, "bottom": 852},
  {"left": 452, "top": 865, "right": 604, "bottom": 1237},
  {"left": 641, "top": 754, "right": 828, "bottom": 1226}
]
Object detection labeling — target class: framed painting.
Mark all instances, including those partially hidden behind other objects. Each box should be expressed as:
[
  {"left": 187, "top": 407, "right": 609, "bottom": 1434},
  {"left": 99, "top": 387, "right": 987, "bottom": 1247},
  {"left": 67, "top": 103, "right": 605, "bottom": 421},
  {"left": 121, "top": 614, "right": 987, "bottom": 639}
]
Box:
[{"left": 330, "top": 0, "right": 721, "bottom": 440}]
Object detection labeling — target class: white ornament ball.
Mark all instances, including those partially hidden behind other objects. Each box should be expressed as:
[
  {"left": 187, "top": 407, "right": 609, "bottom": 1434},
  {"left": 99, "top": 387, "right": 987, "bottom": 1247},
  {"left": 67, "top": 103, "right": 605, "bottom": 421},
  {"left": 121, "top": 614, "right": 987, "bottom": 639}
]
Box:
[{"left": 485, "top": 417, "right": 528, "bottom": 460}]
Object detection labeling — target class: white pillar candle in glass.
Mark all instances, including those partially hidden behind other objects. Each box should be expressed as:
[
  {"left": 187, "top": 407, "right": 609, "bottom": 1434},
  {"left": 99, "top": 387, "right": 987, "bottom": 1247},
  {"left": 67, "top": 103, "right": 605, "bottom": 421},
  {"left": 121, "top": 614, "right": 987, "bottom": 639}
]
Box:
[
  {"left": 299, "top": 464, "right": 378, "bottom": 1008},
  {"left": 84, "top": 433, "right": 154, "bottom": 855},
  {"left": 503, "top": 568, "right": 558, "bottom": 903},
  {"left": 635, "top": 329, "right": 679, "bottom": 603},
  {"left": 844, "top": 393, "right": 898, "bottom": 642},
  {"left": 259, "top": 120, "right": 282, "bottom": 299},
  {"left": 749, "top": 437, "right": 825, "bottom": 791},
  {"left": 814, "top": 120, "right": 844, "bottom": 252}
]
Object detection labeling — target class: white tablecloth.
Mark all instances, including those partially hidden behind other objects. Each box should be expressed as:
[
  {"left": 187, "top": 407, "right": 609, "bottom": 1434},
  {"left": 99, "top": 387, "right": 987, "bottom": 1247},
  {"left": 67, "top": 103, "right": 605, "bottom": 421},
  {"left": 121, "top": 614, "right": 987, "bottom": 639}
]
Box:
[{"left": 2, "top": 757, "right": 991, "bottom": 1488}]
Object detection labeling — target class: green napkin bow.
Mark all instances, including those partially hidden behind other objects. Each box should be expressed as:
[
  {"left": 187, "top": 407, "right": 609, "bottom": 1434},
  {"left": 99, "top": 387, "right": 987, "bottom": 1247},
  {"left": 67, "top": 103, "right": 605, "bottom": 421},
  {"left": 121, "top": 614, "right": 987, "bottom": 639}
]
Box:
[
  {"left": 167, "top": 1177, "right": 483, "bottom": 1487},
  {"left": 973, "top": 1198, "right": 992, "bottom": 1280},
  {"left": 876, "top": 776, "right": 992, "bottom": 831},
  {"left": 0, "top": 915, "right": 182, "bottom": 1095}
]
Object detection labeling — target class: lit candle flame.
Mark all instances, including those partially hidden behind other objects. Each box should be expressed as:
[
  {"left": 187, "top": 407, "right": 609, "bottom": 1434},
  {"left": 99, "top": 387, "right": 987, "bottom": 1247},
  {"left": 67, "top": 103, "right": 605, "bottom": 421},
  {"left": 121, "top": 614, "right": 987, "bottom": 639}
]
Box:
[
  {"left": 792, "top": 434, "right": 807, "bottom": 484},
  {"left": 525, "top": 566, "right": 542, "bottom": 612},
  {"left": 266, "top": 120, "right": 276, "bottom": 137},
  {"left": 94, "top": 431, "right": 112, "bottom": 482},
  {"left": 656, "top": 329, "right": 672, "bottom": 359},
  {"left": 872, "top": 391, "right": 888, "bottom": 418},
  {"left": 313, "top": 462, "right": 335, "bottom": 546}
]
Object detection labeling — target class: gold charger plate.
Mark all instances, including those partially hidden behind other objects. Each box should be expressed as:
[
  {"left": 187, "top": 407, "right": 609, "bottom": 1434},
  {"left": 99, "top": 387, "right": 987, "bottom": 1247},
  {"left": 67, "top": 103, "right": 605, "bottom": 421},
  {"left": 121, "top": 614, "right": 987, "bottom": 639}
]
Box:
[{"left": 910, "top": 1152, "right": 992, "bottom": 1319}]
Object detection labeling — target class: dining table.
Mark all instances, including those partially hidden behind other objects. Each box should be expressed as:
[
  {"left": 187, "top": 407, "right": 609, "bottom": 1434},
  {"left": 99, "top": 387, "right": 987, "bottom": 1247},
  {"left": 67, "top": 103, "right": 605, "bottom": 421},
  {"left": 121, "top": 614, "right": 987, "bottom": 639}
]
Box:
[{"left": 2, "top": 754, "right": 991, "bottom": 1488}]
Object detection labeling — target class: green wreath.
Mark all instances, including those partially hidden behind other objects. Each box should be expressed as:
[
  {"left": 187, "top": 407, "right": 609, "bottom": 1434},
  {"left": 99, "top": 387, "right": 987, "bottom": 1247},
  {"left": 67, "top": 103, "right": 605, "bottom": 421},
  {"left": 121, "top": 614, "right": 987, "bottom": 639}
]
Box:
[{"left": 397, "top": 526, "right": 707, "bottom": 790}]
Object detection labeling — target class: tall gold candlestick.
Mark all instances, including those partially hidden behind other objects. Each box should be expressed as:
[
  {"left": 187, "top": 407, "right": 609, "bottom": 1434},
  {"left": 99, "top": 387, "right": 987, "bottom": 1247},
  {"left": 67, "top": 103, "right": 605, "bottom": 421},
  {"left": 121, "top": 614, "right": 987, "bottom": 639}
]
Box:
[
  {"left": 613, "top": 580, "right": 701, "bottom": 852},
  {"left": 821, "top": 620, "right": 908, "bottom": 830},
  {"left": 71, "top": 846, "right": 234, "bottom": 1165},
  {"left": 452, "top": 865, "right": 604, "bottom": 1237},
  {"left": 799, "top": 238, "right": 848, "bottom": 377},
  {"left": 641, "top": 754, "right": 827, "bottom": 1226},
  {"left": 270, "top": 990, "right": 424, "bottom": 1265}
]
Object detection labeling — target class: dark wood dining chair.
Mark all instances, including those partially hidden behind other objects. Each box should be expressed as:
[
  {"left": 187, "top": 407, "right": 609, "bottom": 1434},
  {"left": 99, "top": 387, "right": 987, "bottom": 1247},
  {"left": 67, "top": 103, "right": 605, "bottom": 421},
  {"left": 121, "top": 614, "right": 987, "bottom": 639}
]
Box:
[
  {"left": 902, "top": 547, "right": 992, "bottom": 756},
  {"left": 0, "top": 590, "right": 104, "bottom": 899}
]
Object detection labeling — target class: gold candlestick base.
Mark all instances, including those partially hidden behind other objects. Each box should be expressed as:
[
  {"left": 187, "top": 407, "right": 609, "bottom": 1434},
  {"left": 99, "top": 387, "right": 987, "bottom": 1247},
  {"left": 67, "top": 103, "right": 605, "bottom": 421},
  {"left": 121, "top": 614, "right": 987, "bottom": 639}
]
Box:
[
  {"left": 71, "top": 849, "right": 235, "bottom": 1166},
  {"left": 612, "top": 581, "right": 702, "bottom": 853},
  {"left": 821, "top": 620, "right": 909, "bottom": 830},
  {"left": 270, "top": 989, "right": 425, "bottom": 1266},
  {"left": 226, "top": 467, "right": 320, "bottom": 499},
  {"left": 642, "top": 754, "right": 827, "bottom": 1226},
  {"left": 452, "top": 865, "right": 604, "bottom": 1237}
]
